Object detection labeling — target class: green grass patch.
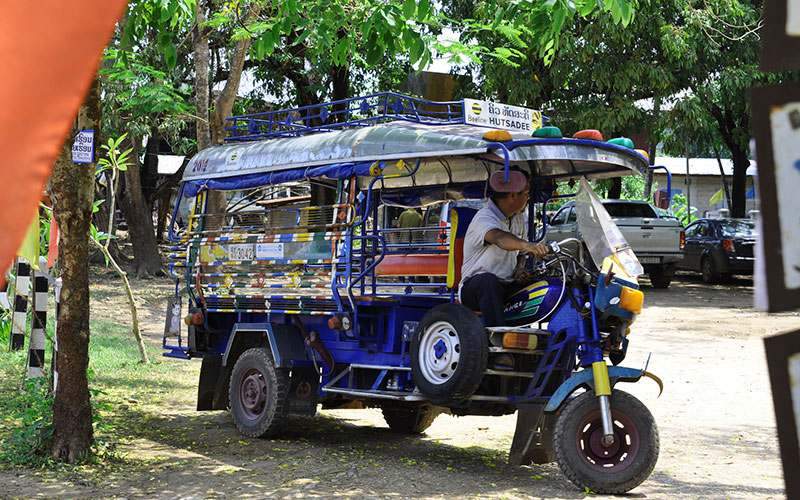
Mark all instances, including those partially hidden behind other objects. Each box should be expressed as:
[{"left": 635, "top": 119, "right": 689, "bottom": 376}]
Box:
[{"left": 0, "top": 318, "right": 197, "bottom": 468}]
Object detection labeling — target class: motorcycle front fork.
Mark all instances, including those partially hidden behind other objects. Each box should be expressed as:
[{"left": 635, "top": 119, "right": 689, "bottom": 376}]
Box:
[{"left": 592, "top": 361, "right": 616, "bottom": 446}]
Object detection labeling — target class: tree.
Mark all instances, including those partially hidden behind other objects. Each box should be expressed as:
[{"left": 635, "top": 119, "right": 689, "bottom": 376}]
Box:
[
  {"left": 103, "top": 0, "right": 196, "bottom": 275},
  {"left": 48, "top": 79, "right": 99, "bottom": 463}
]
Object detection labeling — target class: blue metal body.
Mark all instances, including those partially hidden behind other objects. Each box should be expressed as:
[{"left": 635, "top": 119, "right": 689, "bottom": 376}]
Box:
[{"left": 164, "top": 93, "right": 653, "bottom": 415}]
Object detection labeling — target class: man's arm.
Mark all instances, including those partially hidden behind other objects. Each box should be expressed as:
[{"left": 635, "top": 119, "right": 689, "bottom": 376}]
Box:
[{"left": 485, "top": 228, "right": 548, "bottom": 258}]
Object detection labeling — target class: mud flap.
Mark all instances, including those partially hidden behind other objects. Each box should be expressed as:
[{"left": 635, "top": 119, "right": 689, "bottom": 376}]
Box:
[
  {"left": 509, "top": 403, "right": 556, "bottom": 466},
  {"left": 197, "top": 354, "right": 223, "bottom": 411}
]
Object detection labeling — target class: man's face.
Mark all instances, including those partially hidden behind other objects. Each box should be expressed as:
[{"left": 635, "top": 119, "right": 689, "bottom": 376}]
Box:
[{"left": 510, "top": 186, "right": 529, "bottom": 214}]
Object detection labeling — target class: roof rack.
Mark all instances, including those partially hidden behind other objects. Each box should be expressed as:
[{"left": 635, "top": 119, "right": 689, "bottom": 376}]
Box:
[{"left": 225, "top": 92, "right": 466, "bottom": 142}]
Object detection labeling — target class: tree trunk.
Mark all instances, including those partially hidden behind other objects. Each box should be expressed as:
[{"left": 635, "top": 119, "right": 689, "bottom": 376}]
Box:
[
  {"left": 155, "top": 187, "right": 172, "bottom": 242},
  {"left": 644, "top": 96, "right": 661, "bottom": 201},
  {"left": 48, "top": 78, "right": 98, "bottom": 463},
  {"left": 120, "top": 137, "right": 162, "bottom": 277},
  {"left": 730, "top": 147, "right": 749, "bottom": 218},
  {"left": 608, "top": 177, "right": 622, "bottom": 199},
  {"left": 194, "top": 0, "right": 211, "bottom": 150},
  {"left": 714, "top": 148, "right": 733, "bottom": 210}
]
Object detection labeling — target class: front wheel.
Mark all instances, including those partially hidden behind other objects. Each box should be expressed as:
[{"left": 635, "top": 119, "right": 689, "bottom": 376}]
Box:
[{"left": 553, "top": 391, "right": 659, "bottom": 494}]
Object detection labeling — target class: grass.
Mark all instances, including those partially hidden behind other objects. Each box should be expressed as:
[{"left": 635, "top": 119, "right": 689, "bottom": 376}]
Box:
[{"left": 0, "top": 317, "right": 198, "bottom": 470}]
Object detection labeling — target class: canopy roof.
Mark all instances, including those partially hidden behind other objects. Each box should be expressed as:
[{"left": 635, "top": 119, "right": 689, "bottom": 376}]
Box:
[{"left": 182, "top": 121, "right": 648, "bottom": 188}]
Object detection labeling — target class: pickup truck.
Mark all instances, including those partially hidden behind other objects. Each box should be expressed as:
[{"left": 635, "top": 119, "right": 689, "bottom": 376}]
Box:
[{"left": 545, "top": 199, "right": 684, "bottom": 288}]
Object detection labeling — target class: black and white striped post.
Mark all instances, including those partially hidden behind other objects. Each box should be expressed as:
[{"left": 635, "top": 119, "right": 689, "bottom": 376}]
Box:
[
  {"left": 27, "top": 270, "right": 48, "bottom": 378},
  {"left": 10, "top": 259, "right": 30, "bottom": 351},
  {"left": 52, "top": 277, "right": 61, "bottom": 391}
]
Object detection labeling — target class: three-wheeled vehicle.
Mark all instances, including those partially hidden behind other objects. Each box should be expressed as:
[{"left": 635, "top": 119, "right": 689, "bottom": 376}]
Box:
[{"left": 165, "top": 93, "right": 662, "bottom": 494}]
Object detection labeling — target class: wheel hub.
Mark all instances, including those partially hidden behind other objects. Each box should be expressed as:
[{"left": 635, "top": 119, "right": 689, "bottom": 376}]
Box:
[
  {"left": 577, "top": 410, "right": 640, "bottom": 472},
  {"left": 418, "top": 320, "right": 461, "bottom": 385},
  {"left": 240, "top": 369, "right": 267, "bottom": 420}
]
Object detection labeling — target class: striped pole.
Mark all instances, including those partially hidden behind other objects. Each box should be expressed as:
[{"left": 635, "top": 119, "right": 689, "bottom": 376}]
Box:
[
  {"left": 27, "top": 271, "right": 47, "bottom": 378},
  {"left": 52, "top": 277, "right": 61, "bottom": 391},
  {"left": 10, "top": 259, "right": 30, "bottom": 351}
]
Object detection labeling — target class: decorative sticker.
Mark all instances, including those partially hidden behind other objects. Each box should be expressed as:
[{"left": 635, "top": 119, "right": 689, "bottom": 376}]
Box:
[
  {"left": 769, "top": 102, "right": 800, "bottom": 289},
  {"left": 256, "top": 242, "right": 284, "bottom": 259}
]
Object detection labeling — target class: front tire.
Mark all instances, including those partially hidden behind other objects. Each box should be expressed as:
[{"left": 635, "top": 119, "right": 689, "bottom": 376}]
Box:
[
  {"left": 229, "top": 347, "right": 289, "bottom": 438},
  {"left": 382, "top": 405, "right": 441, "bottom": 434},
  {"left": 411, "top": 303, "right": 487, "bottom": 404},
  {"left": 554, "top": 391, "right": 659, "bottom": 494}
]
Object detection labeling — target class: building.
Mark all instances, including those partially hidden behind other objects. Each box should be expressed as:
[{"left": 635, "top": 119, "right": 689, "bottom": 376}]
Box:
[{"left": 652, "top": 157, "right": 759, "bottom": 217}]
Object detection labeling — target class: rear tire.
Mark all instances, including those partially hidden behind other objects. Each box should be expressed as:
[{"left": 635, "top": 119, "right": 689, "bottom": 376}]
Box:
[
  {"left": 382, "top": 405, "right": 441, "bottom": 434},
  {"left": 554, "top": 391, "right": 659, "bottom": 494},
  {"left": 648, "top": 266, "right": 673, "bottom": 289},
  {"left": 229, "top": 347, "right": 289, "bottom": 438},
  {"left": 701, "top": 256, "right": 721, "bottom": 284},
  {"left": 411, "top": 303, "right": 487, "bottom": 404}
]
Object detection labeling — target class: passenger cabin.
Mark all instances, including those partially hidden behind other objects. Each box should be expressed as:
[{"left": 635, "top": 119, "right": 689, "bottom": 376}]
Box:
[{"left": 165, "top": 93, "right": 649, "bottom": 360}]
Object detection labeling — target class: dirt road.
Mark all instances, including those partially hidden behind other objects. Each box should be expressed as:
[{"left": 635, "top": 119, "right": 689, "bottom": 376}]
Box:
[{"left": 3, "top": 272, "right": 797, "bottom": 498}]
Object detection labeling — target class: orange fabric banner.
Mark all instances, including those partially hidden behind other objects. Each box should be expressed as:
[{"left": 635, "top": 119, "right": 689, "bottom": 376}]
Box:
[
  {"left": 48, "top": 215, "right": 60, "bottom": 270},
  {"left": 0, "top": 0, "right": 128, "bottom": 283}
]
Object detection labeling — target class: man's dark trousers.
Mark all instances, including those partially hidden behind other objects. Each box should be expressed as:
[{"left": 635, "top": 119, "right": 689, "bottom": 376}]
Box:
[{"left": 460, "top": 272, "right": 517, "bottom": 327}]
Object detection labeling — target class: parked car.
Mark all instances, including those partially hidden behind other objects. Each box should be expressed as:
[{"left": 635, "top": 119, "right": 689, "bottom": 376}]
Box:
[
  {"left": 546, "top": 200, "right": 684, "bottom": 288},
  {"left": 678, "top": 218, "right": 756, "bottom": 283}
]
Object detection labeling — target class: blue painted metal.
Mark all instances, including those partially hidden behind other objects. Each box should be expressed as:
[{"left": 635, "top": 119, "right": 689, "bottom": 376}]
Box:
[
  {"left": 226, "top": 92, "right": 467, "bottom": 142},
  {"left": 650, "top": 165, "right": 672, "bottom": 203},
  {"left": 544, "top": 366, "right": 645, "bottom": 412}
]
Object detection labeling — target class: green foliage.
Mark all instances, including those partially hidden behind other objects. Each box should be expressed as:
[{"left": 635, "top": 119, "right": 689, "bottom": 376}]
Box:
[
  {"left": 670, "top": 192, "right": 697, "bottom": 225},
  {"left": 0, "top": 378, "right": 54, "bottom": 466},
  {"left": 97, "top": 133, "right": 133, "bottom": 174}
]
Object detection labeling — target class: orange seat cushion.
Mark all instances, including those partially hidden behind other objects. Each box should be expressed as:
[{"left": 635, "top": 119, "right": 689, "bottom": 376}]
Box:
[{"left": 376, "top": 254, "right": 448, "bottom": 276}]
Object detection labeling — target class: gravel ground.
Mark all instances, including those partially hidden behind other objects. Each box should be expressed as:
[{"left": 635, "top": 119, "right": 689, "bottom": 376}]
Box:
[{"left": 2, "top": 271, "right": 798, "bottom": 499}]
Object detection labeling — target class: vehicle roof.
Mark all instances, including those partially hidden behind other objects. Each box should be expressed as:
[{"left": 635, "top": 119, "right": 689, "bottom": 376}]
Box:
[
  {"left": 691, "top": 218, "right": 755, "bottom": 224},
  {"left": 559, "top": 199, "right": 653, "bottom": 208}
]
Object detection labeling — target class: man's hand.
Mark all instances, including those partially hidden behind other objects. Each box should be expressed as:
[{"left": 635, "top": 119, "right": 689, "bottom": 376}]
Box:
[{"left": 522, "top": 242, "right": 549, "bottom": 259}]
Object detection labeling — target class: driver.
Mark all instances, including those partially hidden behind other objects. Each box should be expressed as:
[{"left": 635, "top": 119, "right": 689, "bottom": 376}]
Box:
[{"left": 460, "top": 168, "right": 549, "bottom": 326}]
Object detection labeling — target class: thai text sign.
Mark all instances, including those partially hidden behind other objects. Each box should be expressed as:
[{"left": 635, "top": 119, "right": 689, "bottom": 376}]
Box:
[
  {"left": 72, "top": 129, "right": 94, "bottom": 164},
  {"left": 463, "top": 98, "right": 542, "bottom": 134}
]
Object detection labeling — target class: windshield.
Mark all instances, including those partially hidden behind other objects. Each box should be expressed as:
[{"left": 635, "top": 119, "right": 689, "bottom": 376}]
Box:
[
  {"left": 574, "top": 179, "right": 644, "bottom": 277},
  {"left": 720, "top": 220, "right": 756, "bottom": 238}
]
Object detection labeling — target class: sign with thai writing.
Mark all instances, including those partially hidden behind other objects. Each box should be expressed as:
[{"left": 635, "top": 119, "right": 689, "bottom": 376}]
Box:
[
  {"left": 256, "top": 243, "right": 284, "bottom": 259},
  {"left": 72, "top": 129, "right": 94, "bottom": 164},
  {"left": 463, "top": 98, "right": 542, "bottom": 134}
]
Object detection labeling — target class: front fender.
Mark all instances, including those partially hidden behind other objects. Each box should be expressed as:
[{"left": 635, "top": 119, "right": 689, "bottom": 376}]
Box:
[{"left": 544, "top": 366, "right": 658, "bottom": 412}]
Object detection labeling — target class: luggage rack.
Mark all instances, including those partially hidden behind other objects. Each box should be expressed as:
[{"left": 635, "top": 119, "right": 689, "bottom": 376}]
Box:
[{"left": 226, "top": 92, "right": 467, "bottom": 142}]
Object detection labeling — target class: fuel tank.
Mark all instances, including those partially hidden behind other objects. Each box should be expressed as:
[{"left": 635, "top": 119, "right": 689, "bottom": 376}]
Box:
[{"left": 503, "top": 278, "right": 564, "bottom": 326}]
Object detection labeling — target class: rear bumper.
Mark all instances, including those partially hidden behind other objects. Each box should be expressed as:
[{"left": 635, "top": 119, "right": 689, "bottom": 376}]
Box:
[
  {"left": 721, "top": 256, "right": 754, "bottom": 274},
  {"left": 637, "top": 253, "right": 683, "bottom": 265}
]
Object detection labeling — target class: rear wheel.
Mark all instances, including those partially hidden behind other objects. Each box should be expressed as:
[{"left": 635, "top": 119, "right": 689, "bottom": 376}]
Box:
[
  {"left": 701, "top": 256, "right": 725, "bottom": 284},
  {"left": 554, "top": 391, "right": 659, "bottom": 494},
  {"left": 382, "top": 405, "right": 441, "bottom": 434},
  {"left": 411, "top": 303, "right": 487, "bottom": 404},
  {"left": 648, "top": 265, "right": 673, "bottom": 289},
  {"left": 229, "top": 348, "right": 289, "bottom": 438}
]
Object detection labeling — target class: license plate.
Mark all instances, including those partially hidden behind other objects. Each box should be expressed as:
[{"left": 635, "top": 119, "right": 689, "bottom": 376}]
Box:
[
  {"left": 227, "top": 244, "right": 255, "bottom": 261},
  {"left": 638, "top": 256, "right": 661, "bottom": 264}
]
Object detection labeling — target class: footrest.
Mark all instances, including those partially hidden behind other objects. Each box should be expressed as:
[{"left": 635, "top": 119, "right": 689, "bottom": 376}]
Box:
[{"left": 486, "top": 326, "right": 550, "bottom": 335}]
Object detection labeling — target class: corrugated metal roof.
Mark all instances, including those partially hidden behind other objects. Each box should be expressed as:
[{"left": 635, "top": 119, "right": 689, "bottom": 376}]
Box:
[{"left": 182, "top": 121, "right": 649, "bottom": 182}]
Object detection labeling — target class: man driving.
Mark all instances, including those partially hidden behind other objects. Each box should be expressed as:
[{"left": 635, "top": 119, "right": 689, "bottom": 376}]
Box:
[{"left": 460, "top": 168, "right": 549, "bottom": 327}]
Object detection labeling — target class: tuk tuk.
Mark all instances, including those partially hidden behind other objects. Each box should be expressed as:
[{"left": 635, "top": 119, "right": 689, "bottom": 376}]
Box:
[{"left": 165, "top": 92, "right": 662, "bottom": 494}]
